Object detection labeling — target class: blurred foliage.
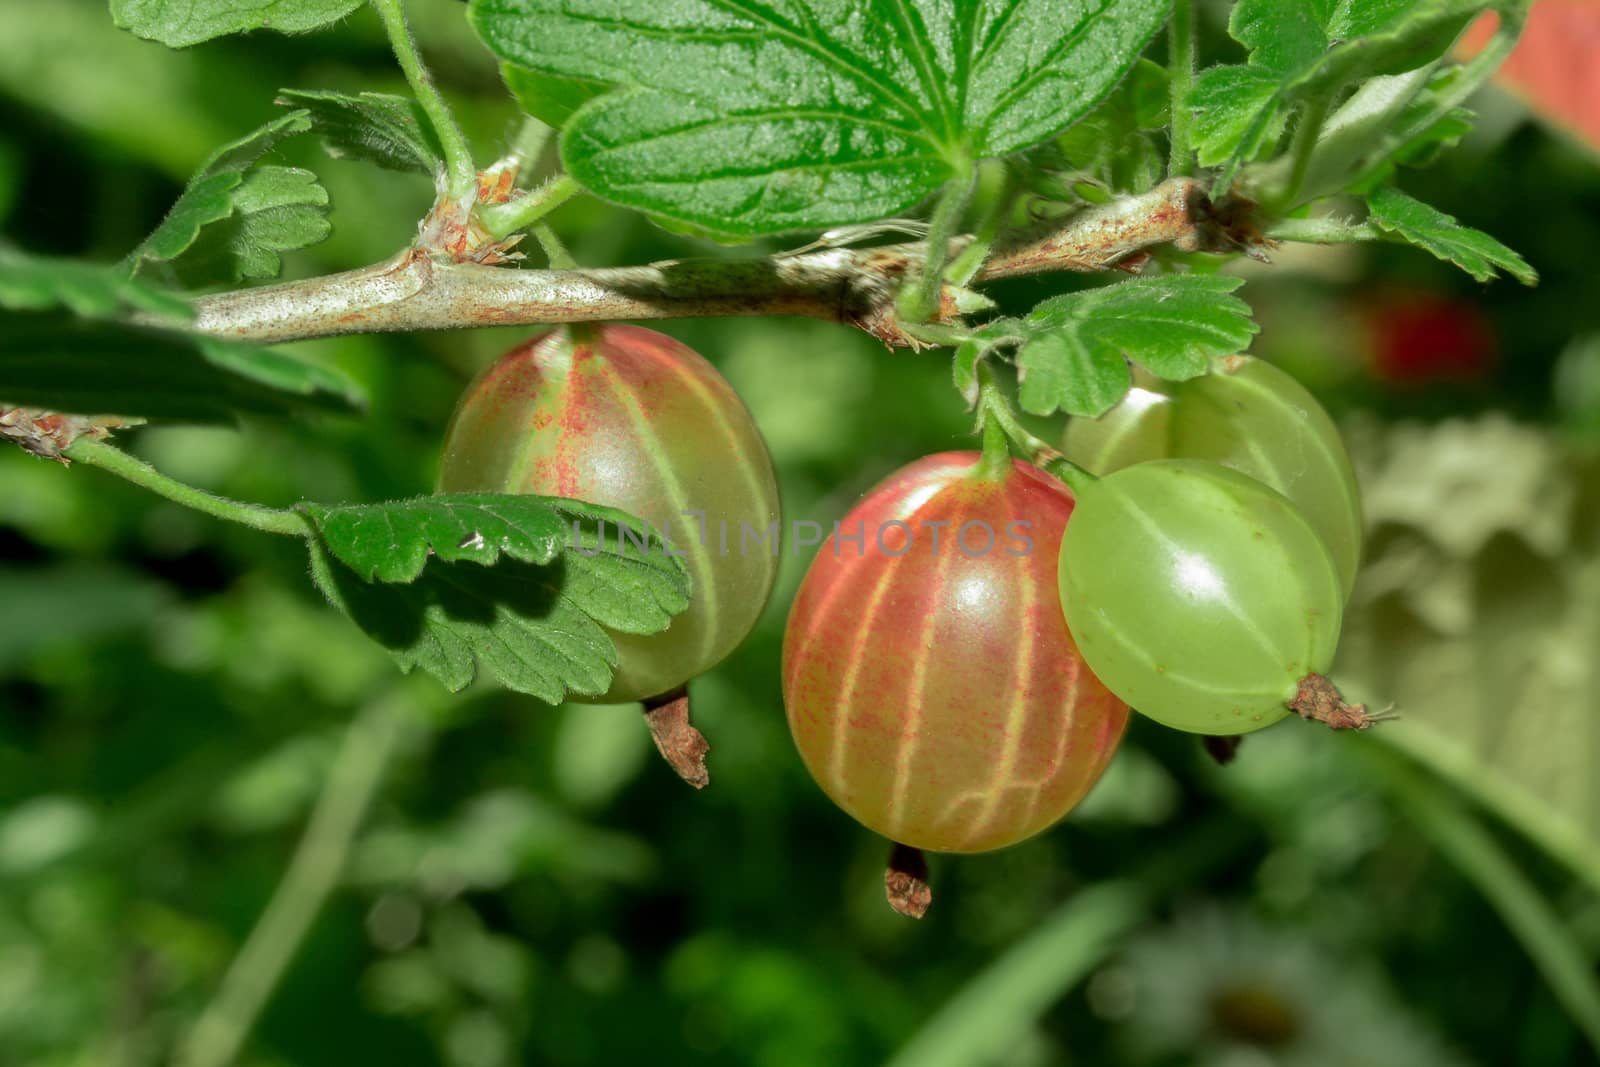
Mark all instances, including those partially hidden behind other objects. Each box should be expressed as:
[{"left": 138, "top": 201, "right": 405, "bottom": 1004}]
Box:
[{"left": 1, "top": 2, "right": 1598, "bottom": 1066}]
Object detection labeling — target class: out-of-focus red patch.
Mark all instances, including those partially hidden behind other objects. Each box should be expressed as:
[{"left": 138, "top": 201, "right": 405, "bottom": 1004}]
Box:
[
  {"left": 1361, "top": 292, "right": 1498, "bottom": 386},
  {"left": 1460, "top": 3, "right": 1600, "bottom": 154}
]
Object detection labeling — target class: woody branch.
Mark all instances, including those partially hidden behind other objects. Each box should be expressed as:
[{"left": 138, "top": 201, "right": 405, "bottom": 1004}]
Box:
[{"left": 167, "top": 178, "right": 1232, "bottom": 348}]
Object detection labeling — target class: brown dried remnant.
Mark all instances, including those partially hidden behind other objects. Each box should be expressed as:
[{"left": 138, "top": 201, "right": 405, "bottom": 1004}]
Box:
[
  {"left": 885, "top": 843, "right": 932, "bottom": 919},
  {"left": 1202, "top": 734, "right": 1244, "bottom": 765},
  {"left": 414, "top": 165, "right": 526, "bottom": 266},
  {"left": 642, "top": 687, "right": 710, "bottom": 789},
  {"left": 1, "top": 408, "right": 132, "bottom": 463},
  {"left": 1287, "top": 673, "right": 1397, "bottom": 730}
]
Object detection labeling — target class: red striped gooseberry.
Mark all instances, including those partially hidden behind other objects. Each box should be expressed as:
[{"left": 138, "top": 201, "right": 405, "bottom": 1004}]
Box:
[
  {"left": 783, "top": 451, "right": 1128, "bottom": 853},
  {"left": 439, "top": 324, "right": 781, "bottom": 702}
]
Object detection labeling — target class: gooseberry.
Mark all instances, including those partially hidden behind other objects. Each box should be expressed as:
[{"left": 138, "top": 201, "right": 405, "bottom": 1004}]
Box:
[
  {"left": 1062, "top": 356, "right": 1362, "bottom": 599},
  {"left": 783, "top": 451, "right": 1129, "bottom": 853},
  {"left": 1057, "top": 459, "right": 1344, "bottom": 736},
  {"left": 439, "top": 324, "right": 781, "bottom": 702}
]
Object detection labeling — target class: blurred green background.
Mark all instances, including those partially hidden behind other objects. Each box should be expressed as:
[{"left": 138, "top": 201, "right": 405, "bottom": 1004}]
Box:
[{"left": 2, "top": 2, "right": 1598, "bottom": 1065}]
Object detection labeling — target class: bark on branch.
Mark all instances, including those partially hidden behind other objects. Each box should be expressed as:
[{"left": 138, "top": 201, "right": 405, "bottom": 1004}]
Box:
[{"left": 176, "top": 179, "right": 1222, "bottom": 347}]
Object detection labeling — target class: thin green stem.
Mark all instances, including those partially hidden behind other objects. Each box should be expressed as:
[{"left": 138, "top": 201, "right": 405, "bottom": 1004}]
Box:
[
  {"left": 901, "top": 321, "right": 969, "bottom": 348},
  {"left": 1166, "top": 0, "right": 1196, "bottom": 178},
  {"left": 478, "top": 174, "right": 582, "bottom": 241},
  {"left": 1364, "top": 745, "right": 1600, "bottom": 1057},
  {"left": 533, "top": 223, "right": 578, "bottom": 270},
  {"left": 897, "top": 171, "right": 977, "bottom": 324},
  {"left": 507, "top": 116, "right": 555, "bottom": 172},
  {"left": 369, "top": 0, "right": 476, "bottom": 197},
  {"left": 971, "top": 405, "right": 1014, "bottom": 481},
  {"left": 176, "top": 691, "right": 416, "bottom": 1067},
  {"left": 1267, "top": 216, "right": 1383, "bottom": 244},
  {"left": 1278, "top": 93, "right": 1332, "bottom": 212},
  {"left": 946, "top": 163, "right": 1012, "bottom": 285},
  {"left": 65, "top": 438, "right": 307, "bottom": 537},
  {"left": 972, "top": 363, "right": 1095, "bottom": 492}
]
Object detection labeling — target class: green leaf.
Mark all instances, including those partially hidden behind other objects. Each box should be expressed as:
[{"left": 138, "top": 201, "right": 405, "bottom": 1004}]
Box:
[
  {"left": 0, "top": 249, "right": 191, "bottom": 320},
  {"left": 1367, "top": 186, "right": 1537, "bottom": 284},
  {"left": 1189, "top": 0, "right": 1485, "bottom": 190},
  {"left": 308, "top": 542, "right": 617, "bottom": 704},
  {"left": 499, "top": 64, "right": 608, "bottom": 130},
  {"left": 1280, "top": 65, "right": 1446, "bottom": 199},
  {"left": 469, "top": 0, "right": 1171, "bottom": 237},
  {"left": 1051, "top": 58, "right": 1169, "bottom": 193},
  {"left": 300, "top": 495, "right": 575, "bottom": 583},
  {"left": 952, "top": 316, "right": 1026, "bottom": 407},
  {"left": 554, "top": 508, "right": 693, "bottom": 635},
  {"left": 276, "top": 89, "right": 444, "bottom": 174},
  {"left": 1188, "top": 65, "right": 1285, "bottom": 173},
  {"left": 1017, "top": 331, "right": 1131, "bottom": 419},
  {"left": 1013, "top": 276, "right": 1257, "bottom": 418},
  {"left": 128, "top": 111, "right": 330, "bottom": 284},
  {"left": 0, "top": 250, "right": 363, "bottom": 419},
  {"left": 305, "top": 495, "right": 691, "bottom": 702},
  {"left": 111, "top": 0, "right": 364, "bottom": 48}
]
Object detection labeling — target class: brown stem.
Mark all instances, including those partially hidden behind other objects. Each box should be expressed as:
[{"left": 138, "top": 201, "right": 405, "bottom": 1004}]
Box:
[
  {"left": 977, "top": 177, "right": 1211, "bottom": 278},
  {"left": 885, "top": 843, "right": 932, "bottom": 919},
  {"left": 1287, "top": 673, "right": 1397, "bottom": 730},
  {"left": 642, "top": 687, "right": 710, "bottom": 789},
  {"left": 158, "top": 180, "right": 1221, "bottom": 348}
]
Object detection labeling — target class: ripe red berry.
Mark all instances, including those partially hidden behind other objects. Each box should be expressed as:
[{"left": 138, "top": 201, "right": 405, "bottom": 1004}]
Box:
[{"left": 783, "top": 452, "right": 1128, "bottom": 853}]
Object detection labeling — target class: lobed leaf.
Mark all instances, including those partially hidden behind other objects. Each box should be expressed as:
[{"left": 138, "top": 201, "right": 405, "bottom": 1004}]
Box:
[
  {"left": 111, "top": 0, "right": 364, "bottom": 48},
  {"left": 1188, "top": 0, "right": 1488, "bottom": 192},
  {"left": 469, "top": 0, "right": 1171, "bottom": 237},
  {"left": 308, "top": 541, "right": 619, "bottom": 704},
  {"left": 276, "top": 89, "right": 444, "bottom": 174},
  {"left": 1014, "top": 276, "right": 1257, "bottom": 418},
  {"left": 127, "top": 111, "right": 330, "bottom": 284},
  {"left": 553, "top": 504, "right": 693, "bottom": 636},
  {"left": 300, "top": 495, "right": 575, "bottom": 583},
  {"left": 304, "top": 494, "right": 691, "bottom": 702},
  {"left": 1367, "top": 186, "right": 1537, "bottom": 285}
]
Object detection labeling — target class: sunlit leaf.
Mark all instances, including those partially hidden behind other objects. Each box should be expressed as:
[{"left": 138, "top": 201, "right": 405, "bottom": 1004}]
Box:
[
  {"left": 1013, "top": 276, "right": 1257, "bottom": 417},
  {"left": 470, "top": 0, "right": 1171, "bottom": 236},
  {"left": 306, "top": 496, "right": 691, "bottom": 703}
]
